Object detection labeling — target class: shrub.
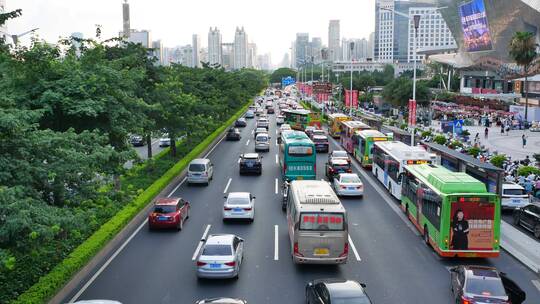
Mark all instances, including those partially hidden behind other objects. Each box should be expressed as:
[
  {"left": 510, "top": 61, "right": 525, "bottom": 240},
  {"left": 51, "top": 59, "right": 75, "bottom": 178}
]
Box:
[
  {"left": 490, "top": 155, "right": 507, "bottom": 168},
  {"left": 467, "top": 146, "right": 481, "bottom": 157},
  {"left": 433, "top": 135, "right": 447, "bottom": 145},
  {"left": 461, "top": 129, "right": 470, "bottom": 136},
  {"left": 421, "top": 130, "right": 432, "bottom": 138},
  {"left": 517, "top": 166, "right": 540, "bottom": 177},
  {"left": 448, "top": 140, "right": 463, "bottom": 149}
]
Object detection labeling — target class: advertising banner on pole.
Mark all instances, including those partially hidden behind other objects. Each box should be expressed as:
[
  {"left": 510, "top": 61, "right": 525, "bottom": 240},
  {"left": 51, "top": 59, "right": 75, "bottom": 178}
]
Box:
[
  {"left": 344, "top": 90, "right": 358, "bottom": 108},
  {"left": 408, "top": 99, "right": 417, "bottom": 126}
]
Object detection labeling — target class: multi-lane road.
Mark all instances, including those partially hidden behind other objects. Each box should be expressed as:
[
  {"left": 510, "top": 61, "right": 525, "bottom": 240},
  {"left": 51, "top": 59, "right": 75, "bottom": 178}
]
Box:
[{"left": 67, "top": 104, "right": 540, "bottom": 304}]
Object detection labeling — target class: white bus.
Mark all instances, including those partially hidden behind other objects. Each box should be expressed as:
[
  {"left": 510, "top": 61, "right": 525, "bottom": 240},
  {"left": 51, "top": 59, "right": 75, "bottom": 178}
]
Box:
[
  {"left": 371, "top": 141, "right": 432, "bottom": 199},
  {"left": 286, "top": 180, "right": 348, "bottom": 264}
]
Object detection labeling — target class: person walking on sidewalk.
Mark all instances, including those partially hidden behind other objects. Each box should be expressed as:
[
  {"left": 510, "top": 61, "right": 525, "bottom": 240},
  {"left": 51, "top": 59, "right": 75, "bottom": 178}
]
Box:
[
  {"left": 484, "top": 127, "right": 489, "bottom": 139},
  {"left": 522, "top": 134, "right": 527, "bottom": 148}
]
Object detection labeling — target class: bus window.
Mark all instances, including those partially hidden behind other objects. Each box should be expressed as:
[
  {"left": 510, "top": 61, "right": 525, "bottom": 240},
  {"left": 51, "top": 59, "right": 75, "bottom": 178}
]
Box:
[
  {"left": 388, "top": 159, "right": 400, "bottom": 182},
  {"left": 288, "top": 146, "right": 313, "bottom": 156},
  {"left": 421, "top": 187, "right": 442, "bottom": 229},
  {"left": 300, "top": 213, "right": 344, "bottom": 231}
]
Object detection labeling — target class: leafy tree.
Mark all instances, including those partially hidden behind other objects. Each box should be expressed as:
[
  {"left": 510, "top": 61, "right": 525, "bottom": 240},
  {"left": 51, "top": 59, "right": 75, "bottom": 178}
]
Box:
[
  {"left": 382, "top": 77, "right": 430, "bottom": 106},
  {"left": 270, "top": 67, "right": 297, "bottom": 84},
  {"left": 509, "top": 31, "right": 539, "bottom": 121}
]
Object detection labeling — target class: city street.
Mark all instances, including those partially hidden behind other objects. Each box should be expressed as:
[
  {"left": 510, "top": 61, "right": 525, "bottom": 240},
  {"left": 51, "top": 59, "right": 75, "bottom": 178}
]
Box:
[{"left": 67, "top": 108, "right": 540, "bottom": 304}]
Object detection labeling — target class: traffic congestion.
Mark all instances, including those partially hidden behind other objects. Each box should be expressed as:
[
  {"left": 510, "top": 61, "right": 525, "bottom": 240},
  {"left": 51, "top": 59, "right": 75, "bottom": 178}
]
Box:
[{"left": 67, "top": 86, "right": 540, "bottom": 304}]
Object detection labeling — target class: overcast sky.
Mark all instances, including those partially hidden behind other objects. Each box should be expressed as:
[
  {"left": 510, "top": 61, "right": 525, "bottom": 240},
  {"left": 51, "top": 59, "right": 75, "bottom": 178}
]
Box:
[{"left": 6, "top": 0, "right": 375, "bottom": 64}]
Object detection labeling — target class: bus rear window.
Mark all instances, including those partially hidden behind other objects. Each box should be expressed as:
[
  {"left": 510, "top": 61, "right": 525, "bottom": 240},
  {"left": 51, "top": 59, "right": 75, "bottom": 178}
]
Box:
[
  {"left": 288, "top": 146, "right": 313, "bottom": 156},
  {"left": 300, "top": 213, "right": 344, "bottom": 231}
]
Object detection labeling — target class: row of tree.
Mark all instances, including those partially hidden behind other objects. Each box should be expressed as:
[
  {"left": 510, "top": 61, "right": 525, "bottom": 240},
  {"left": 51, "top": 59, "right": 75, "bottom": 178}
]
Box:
[{"left": 0, "top": 10, "right": 266, "bottom": 302}]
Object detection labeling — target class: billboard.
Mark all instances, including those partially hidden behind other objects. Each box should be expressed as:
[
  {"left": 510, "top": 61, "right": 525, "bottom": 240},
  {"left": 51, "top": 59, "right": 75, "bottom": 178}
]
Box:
[
  {"left": 458, "top": 0, "right": 493, "bottom": 52},
  {"left": 449, "top": 198, "right": 495, "bottom": 251}
]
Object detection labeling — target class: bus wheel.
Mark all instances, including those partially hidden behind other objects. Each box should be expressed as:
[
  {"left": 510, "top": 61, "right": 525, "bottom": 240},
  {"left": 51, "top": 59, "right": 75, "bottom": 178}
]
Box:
[
  {"left": 534, "top": 224, "right": 540, "bottom": 239},
  {"left": 513, "top": 213, "right": 521, "bottom": 226},
  {"left": 388, "top": 184, "right": 392, "bottom": 196},
  {"left": 423, "top": 226, "right": 430, "bottom": 247}
]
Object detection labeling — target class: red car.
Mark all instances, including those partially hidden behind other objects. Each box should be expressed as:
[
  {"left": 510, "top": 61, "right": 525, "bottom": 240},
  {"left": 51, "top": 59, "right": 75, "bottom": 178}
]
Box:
[{"left": 148, "top": 197, "right": 190, "bottom": 230}]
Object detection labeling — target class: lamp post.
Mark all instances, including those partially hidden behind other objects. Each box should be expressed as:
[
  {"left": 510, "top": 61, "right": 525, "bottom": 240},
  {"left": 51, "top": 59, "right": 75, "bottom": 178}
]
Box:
[
  {"left": 0, "top": 28, "right": 39, "bottom": 46},
  {"left": 411, "top": 14, "right": 420, "bottom": 146},
  {"left": 311, "top": 56, "right": 314, "bottom": 83},
  {"left": 349, "top": 42, "right": 354, "bottom": 116}
]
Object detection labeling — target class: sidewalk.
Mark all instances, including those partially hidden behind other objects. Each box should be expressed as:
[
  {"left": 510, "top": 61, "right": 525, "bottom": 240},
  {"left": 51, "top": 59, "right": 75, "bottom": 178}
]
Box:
[
  {"left": 464, "top": 125, "right": 540, "bottom": 160},
  {"left": 500, "top": 221, "right": 540, "bottom": 274}
]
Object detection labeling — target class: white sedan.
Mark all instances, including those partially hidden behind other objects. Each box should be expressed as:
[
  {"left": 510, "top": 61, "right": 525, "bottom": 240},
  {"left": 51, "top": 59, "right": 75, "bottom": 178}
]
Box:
[
  {"left": 223, "top": 192, "right": 255, "bottom": 222},
  {"left": 159, "top": 133, "right": 171, "bottom": 147},
  {"left": 333, "top": 173, "right": 364, "bottom": 197}
]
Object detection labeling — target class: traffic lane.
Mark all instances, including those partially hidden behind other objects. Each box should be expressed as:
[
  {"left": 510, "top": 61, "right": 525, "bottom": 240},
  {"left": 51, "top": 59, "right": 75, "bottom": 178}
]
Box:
[
  {"left": 133, "top": 138, "right": 164, "bottom": 160},
  {"left": 73, "top": 115, "right": 259, "bottom": 302},
  {"left": 501, "top": 212, "right": 540, "bottom": 243}
]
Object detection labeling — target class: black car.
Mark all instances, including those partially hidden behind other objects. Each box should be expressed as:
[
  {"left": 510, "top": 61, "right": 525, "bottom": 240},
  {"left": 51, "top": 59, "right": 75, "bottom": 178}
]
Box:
[
  {"left": 312, "top": 135, "right": 329, "bottom": 153},
  {"left": 196, "top": 298, "right": 247, "bottom": 304},
  {"left": 450, "top": 265, "right": 525, "bottom": 304},
  {"left": 226, "top": 128, "right": 241, "bottom": 141},
  {"left": 267, "top": 106, "right": 275, "bottom": 114},
  {"left": 235, "top": 118, "right": 247, "bottom": 127},
  {"left": 239, "top": 153, "right": 262, "bottom": 175},
  {"left": 325, "top": 158, "right": 352, "bottom": 180},
  {"left": 513, "top": 202, "right": 540, "bottom": 238},
  {"left": 130, "top": 135, "right": 145, "bottom": 146},
  {"left": 306, "top": 279, "right": 372, "bottom": 304}
]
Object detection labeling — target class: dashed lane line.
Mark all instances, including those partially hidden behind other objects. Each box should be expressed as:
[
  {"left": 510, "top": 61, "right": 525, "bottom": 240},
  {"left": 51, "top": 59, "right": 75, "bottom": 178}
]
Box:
[
  {"left": 223, "top": 178, "right": 232, "bottom": 194},
  {"left": 192, "top": 225, "right": 212, "bottom": 260},
  {"left": 274, "top": 225, "right": 279, "bottom": 261},
  {"left": 348, "top": 234, "right": 361, "bottom": 261}
]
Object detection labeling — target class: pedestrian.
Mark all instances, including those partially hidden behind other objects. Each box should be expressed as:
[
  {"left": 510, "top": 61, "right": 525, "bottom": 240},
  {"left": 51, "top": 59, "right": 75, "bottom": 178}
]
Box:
[
  {"left": 522, "top": 134, "right": 527, "bottom": 148},
  {"left": 484, "top": 127, "right": 489, "bottom": 139},
  {"left": 505, "top": 124, "right": 510, "bottom": 136},
  {"left": 523, "top": 155, "right": 531, "bottom": 166},
  {"left": 500, "top": 124, "right": 504, "bottom": 135},
  {"left": 524, "top": 179, "right": 533, "bottom": 195}
]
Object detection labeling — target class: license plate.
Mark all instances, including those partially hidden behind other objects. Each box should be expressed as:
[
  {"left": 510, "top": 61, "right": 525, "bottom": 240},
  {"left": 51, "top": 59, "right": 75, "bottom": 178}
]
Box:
[
  {"left": 297, "top": 176, "right": 304, "bottom": 180},
  {"left": 233, "top": 208, "right": 243, "bottom": 212},
  {"left": 158, "top": 216, "right": 168, "bottom": 221},
  {"left": 512, "top": 200, "right": 521, "bottom": 204},
  {"left": 210, "top": 263, "right": 221, "bottom": 268},
  {"left": 348, "top": 187, "right": 356, "bottom": 190},
  {"left": 314, "top": 248, "right": 329, "bottom": 256}
]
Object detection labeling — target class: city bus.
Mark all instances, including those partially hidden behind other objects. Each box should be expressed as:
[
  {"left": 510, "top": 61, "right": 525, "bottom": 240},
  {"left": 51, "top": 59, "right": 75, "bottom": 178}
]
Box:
[
  {"left": 279, "top": 131, "right": 316, "bottom": 181},
  {"left": 401, "top": 164, "right": 500, "bottom": 258},
  {"left": 286, "top": 180, "right": 348, "bottom": 264},
  {"left": 353, "top": 130, "right": 389, "bottom": 167},
  {"left": 372, "top": 141, "right": 432, "bottom": 199},
  {"left": 282, "top": 109, "right": 322, "bottom": 131},
  {"left": 339, "top": 120, "right": 371, "bottom": 154},
  {"left": 327, "top": 113, "right": 351, "bottom": 138}
]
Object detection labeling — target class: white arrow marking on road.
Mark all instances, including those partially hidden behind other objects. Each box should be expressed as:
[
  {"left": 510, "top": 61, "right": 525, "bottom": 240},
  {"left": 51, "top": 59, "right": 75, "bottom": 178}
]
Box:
[
  {"left": 274, "top": 225, "right": 279, "bottom": 260},
  {"left": 275, "top": 178, "right": 278, "bottom": 194},
  {"left": 223, "top": 178, "right": 232, "bottom": 194},
  {"left": 192, "top": 225, "right": 212, "bottom": 260},
  {"left": 348, "top": 234, "right": 361, "bottom": 261},
  {"left": 246, "top": 139, "right": 250, "bottom": 146}
]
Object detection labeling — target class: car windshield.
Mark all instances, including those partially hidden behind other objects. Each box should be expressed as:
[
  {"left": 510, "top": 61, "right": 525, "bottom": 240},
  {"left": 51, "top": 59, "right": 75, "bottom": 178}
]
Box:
[
  {"left": 313, "top": 137, "right": 327, "bottom": 143},
  {"left": 300, "top": 213, "right": 344, "bottom": 231},
  {"left": 334, "top": 165, "right": 350, "bottom": 171},
  {"left": 227, "top": 197, "right": 250, "bottom": 205},
  {"left": 333, "top": 151, "right": 348, "bottom": 158},
  {"left": 341, "top": 175, "right": 361, "bottom": 183},
  {"left": 257, "top": 136, "right": 268, "bottom": 141},
  {"left": 202, "top": 244, "right": 232, "bottom": 256},
  {"left": 153, "top": 205, "right": 176, "bottom": 213},
  {"left": 331, "top": 296, "right": 371, "bottom": 304},
  {"left": 189, "top": 164, "right": 206, "bottom": 172},
  {"left": 503, "top": 188, "right": 525, "bottom": 196},
  {"left": 465, "top": 277, "right": 507, "bottom": 297}
]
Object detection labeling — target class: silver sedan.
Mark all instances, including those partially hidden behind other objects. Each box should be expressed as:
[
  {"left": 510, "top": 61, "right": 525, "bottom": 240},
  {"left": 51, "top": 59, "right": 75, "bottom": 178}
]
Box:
[
  {"left": 333, "top": 173, "right": 364, "bottom": 197},
  {"left": 196, "top": 234, "right": 244, "bottom": 279}
]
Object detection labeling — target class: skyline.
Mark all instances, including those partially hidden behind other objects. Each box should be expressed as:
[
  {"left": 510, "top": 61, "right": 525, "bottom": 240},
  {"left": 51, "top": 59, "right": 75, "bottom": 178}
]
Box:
[{"left": 5, "top": 0, "right": 376, "bottom": 66}]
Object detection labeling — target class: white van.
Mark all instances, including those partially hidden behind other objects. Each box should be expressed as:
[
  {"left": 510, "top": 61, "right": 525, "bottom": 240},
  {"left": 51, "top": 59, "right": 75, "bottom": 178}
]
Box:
[
  {"left": 187, "top": 158, "right": 214, "bottom": 185},
  {"left": 501, "top": 182, "right": 530, "bottom": 210},
  {"left": 255, "top": 133, "right": 270, "bottom": 152}
]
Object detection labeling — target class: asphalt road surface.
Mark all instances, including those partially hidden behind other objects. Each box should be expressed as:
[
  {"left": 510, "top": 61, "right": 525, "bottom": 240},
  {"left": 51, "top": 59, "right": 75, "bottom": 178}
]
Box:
[{"left": 67, "top": 105, "right": 540, "bottom": 304}]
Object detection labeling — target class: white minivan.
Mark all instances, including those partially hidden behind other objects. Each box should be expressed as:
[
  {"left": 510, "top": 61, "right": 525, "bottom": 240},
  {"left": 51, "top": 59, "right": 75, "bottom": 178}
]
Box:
[
  {"left": 255, "top": 133, "right": 270, "bottom": 152},
  {"left": 187, "top": 158, "right": 214, "bottom": 185},
  {"left": 501, "top": 182, "right": 530, "bottom": 210}
]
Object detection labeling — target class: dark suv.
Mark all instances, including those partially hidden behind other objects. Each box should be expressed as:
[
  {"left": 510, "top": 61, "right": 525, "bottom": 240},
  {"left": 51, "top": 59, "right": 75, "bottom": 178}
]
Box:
[
  {"left": 513, "top": 202, "right": 540, "bottom": 238},
  {"left": 226, "top": 128, "right": 241, "bottom": 141},
  {"left": 325, "top": 158, "right": 352, "bottom": 180},
  {"left": 239, "top": 153, "right": 262, "bottom": 175}
]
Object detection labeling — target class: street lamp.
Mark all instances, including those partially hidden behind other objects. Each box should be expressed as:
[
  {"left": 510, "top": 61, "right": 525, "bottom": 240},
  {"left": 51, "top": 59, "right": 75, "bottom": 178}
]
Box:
[
  {"left": 349, "top": 42, "right": 354, "bottom": 116},
  {"left": 311, "top": 56, "right": 314, "bottom": 83},
  {"left": 0, "top": 28, "right": 39, "bottom": 45}
]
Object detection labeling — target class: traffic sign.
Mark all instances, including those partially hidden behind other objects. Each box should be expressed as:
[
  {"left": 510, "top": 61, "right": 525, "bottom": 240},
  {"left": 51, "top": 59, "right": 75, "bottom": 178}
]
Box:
[
  {"left": 281, "top": 76, "right": 295, "bottom": 87},
  {"left": 453, "top": 119, "right": 464, "bottom": 135}
]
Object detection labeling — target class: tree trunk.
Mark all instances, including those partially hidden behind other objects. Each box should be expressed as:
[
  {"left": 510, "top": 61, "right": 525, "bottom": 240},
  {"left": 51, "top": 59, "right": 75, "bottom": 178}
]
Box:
[
  {"left": 170, "top": 137, "right": 177, "bottom": 157},
  {"left": 146, "top": 134, "right": 152, "bottom": 159},
  {"left": 525, "top": 72, "right": 529, "bottom": 123}
]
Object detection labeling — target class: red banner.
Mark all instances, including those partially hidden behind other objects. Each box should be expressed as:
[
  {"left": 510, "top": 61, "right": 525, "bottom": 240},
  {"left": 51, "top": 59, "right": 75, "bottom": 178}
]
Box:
[
  {"left": 344, "top": 90, "right": 358, "bottom": 108},
  {"left": 408, "top": 99, "right": 417, "bottom": 126}
]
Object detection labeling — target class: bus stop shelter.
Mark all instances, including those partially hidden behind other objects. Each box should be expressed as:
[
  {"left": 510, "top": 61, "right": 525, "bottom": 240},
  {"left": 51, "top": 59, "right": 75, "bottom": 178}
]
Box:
[{"left": 422, "top": 142, "right": 504, "bottom": 195}]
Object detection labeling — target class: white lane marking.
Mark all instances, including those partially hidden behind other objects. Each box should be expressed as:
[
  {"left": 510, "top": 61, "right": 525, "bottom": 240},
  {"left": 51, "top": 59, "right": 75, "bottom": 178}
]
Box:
[
  {"left": 275, "top": 178, "right": 279, "bottom": 194},
  {"left": 72, "top": 120, "right": 230, "bottom": 301},
  {"left": 532, "top": 279, "right": 540, "bottom": 292},
  {"left": 223, "top": 178, "right": 232, "bottom": 194},
  {"left": 246, "top": 139, "right": 250, "bottom": 146},
  {"left": 69, "top": 219, "right": 147, "bottom": 303},
  {"left": 251, "top": 129, "right": 254, "bottom": 135},
  {"left": 275, "top": 129, "right": 278, "bottom": 135},
  {"left": 167, "top": 177, "right": 187, "bottom": 197},
  {"left": 274, "top": 225, "right": 279, "bottom": 260},
  {"left": 275, "top": 154, "right": 278, "bottom": 164},
  {"left": 348, "top": 234, "right": 361, "bottom": 261},
  {"left": 192, "top": 224, "right": 212, "bottom": 260},
  {"left": 238, "top": 158, "right": 241, "bottom": 164},
  {"left": 329, "top": 137, "right": 420, "bottom": 236},
  {"left": 151, "top": 139, "right": 159, "bottom": 145},
  {"left": 275, "top": 139, "right": 278, "bottom": 146}
]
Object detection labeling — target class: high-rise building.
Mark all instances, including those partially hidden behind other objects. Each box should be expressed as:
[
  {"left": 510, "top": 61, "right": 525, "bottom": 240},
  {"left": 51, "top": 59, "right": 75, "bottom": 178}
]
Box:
[
  {"left": 291, "top": 42, "right": 296, "bottom": 69},
  {"left": 248, "top": 43, "right": 257, "bottom": 68},
  {"left": 192, "top": 34, "right": 200, "bottom": 68},
  {"left": 222, "top": 43, "right": 234, "bottom": 71},
  {"left": 328, "top": 20, "right": 341, "bottom": 62},
  {"left": 234, "top": 27, "right": 248, "bottom": 69},
  {"left": 208, "top": 27, "right": 222, "bottom": 66},
  {"left": 152, "top": 40, "right": 164, "bottom": 66},
  {"left": 295, "top": 33, "right": 310, "bottom": 68},
  {"left": 257, "top": 53, "right": 272, "bottom": 71},
  {"left": 310, "top": 37, "right": 323, "bottom": 63},
  {"left": 342, "top": 38, "right": 369, "bottom": 61},
  {"left": 122, "top": 0, "right": 130, "bottom": 38},
  {"left": 128, "top": 29, "right": 151, "bottom": 48},
  {"left": 368, "top": 32, "right": 375, "bottom": 59},
  {"left": 374, "top": 0, "right": 456, "bottom": 63},
  {"left": 182, "top": 45, "right": 194, "bottom": 67},
  {"left": 71, "top": 32, "right": 84, "bottom": 57},
  {"left": 200, "top": 47, "right": 208, "bottom": 65}
]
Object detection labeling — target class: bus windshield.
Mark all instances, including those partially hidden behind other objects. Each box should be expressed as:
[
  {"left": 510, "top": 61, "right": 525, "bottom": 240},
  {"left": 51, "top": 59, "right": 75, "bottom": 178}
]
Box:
[{"left": 300, "top": 213, "right": 344, "bottom": 231}]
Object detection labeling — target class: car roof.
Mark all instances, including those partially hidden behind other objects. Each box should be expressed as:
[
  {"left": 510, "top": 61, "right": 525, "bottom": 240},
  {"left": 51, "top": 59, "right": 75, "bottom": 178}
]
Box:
[
  {"left": 190, "top": 158, "right": 209, "bottom": 164},
  {"left": 197, "top": 298, "right": 246, "bottom": 304},
  {"left": 256, "top": 132, "right": 269, "bottom": 138},
  {"left": 331, "top": 159, "right": 349, "bottom": 165},
  {"left": 332, "top": 150, "right": 348, "bottom": 155},
  {"left": 243, "top": 153, "right": 260, "bottom": 158},
  {"left": 502, "top": 182, "right": 524, "bottom": 190},
  {"left": 206, "top": 234, "right": 235, "bottom": 245},
  {"left": 339, "top": 173, "right": 359, "bottom": 179},
  {"left": 463, "top": 265, "right": 500, "bottom": 279},
  {"left": 318, "top": 280, "right": 366, "bottom": 298},
  {"left": 227, "top": 192, "right": 250, "bottom": 199},
  {"left": 154, "top": 198, "right": 180, "bottom": 206},
  {"left": 313, "top": 135, "right": 328, "bottom": 139}
]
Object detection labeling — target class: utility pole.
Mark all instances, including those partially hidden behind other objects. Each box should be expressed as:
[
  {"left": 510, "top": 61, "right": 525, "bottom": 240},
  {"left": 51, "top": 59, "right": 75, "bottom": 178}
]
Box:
[{"left": 349, "top": 42, "right": 354, "bottom": 117}]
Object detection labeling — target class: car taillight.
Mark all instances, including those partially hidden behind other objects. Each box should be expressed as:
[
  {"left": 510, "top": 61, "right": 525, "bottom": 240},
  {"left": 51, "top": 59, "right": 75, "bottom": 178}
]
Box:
[
  {"left": 293, "top": 242, "right": 304, "bottom": 257},
  {"left": 284, "top": 163, "right": 287, "bottom": 174},
  {"left": 201, "top": 173, "right": 207, "bottom": 177},
  {"left": 243, "top": 207, "right": 252, "bottom": 211},
  {"left": 461, "top": 296, "right": 472, "bottom": 304},
  {"left": 196, "top": 261, "right": 207, "bottom": 266},
  {"left": 340, "top": 185, "right": 346, "bottom": 189},
  {"left": 357, "top": 185, "right": 363, "bottom": 189},
  {"left": 346, "top": 169, "right": 352, "bottom": 173},
  {"left": 224, "top": 261, "right": 236, "bottom": 267},
  {"left": 224, "top": 207, "right": 232, "bottom": 211},
  {"left": 339, "top": 243, "right": 349, "bottom": 258}
]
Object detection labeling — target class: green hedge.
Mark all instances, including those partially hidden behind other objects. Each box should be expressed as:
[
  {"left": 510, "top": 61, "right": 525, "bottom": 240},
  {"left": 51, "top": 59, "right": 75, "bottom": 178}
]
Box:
[{"left": 12, "top": 100, "right": 253, "bottom": 304}]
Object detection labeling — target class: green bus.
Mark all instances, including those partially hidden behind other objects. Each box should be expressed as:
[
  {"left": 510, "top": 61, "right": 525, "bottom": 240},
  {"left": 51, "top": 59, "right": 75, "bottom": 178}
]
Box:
[
  {"left": 279, "top": 131, "right": 316, "bottom": 181},
  {"left": 401, "top": 164, "right": 500, "bottom": 258},
  {"left": 353, "top": 129, "right": 389, "bottom": 168},
  {"left": 282, "top": 109, "right": 321, "bottom": 131}
]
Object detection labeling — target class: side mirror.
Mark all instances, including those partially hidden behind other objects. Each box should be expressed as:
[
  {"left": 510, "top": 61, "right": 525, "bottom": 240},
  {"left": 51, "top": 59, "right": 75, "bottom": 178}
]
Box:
[
  {"left": 239, "top": 238, "right": 244, "bottom": 242},
  {"left": 360, "top": 283, "right": 367, "bottom": 288},
  {"left": 307, "top": 282, "right": 313, "bottom": 287},
  {"left": 252, "top": 196, "right": 256, "bottom": 199},
  {"left": 224, "top": 196, "right": 227, "bottom": 199}
]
